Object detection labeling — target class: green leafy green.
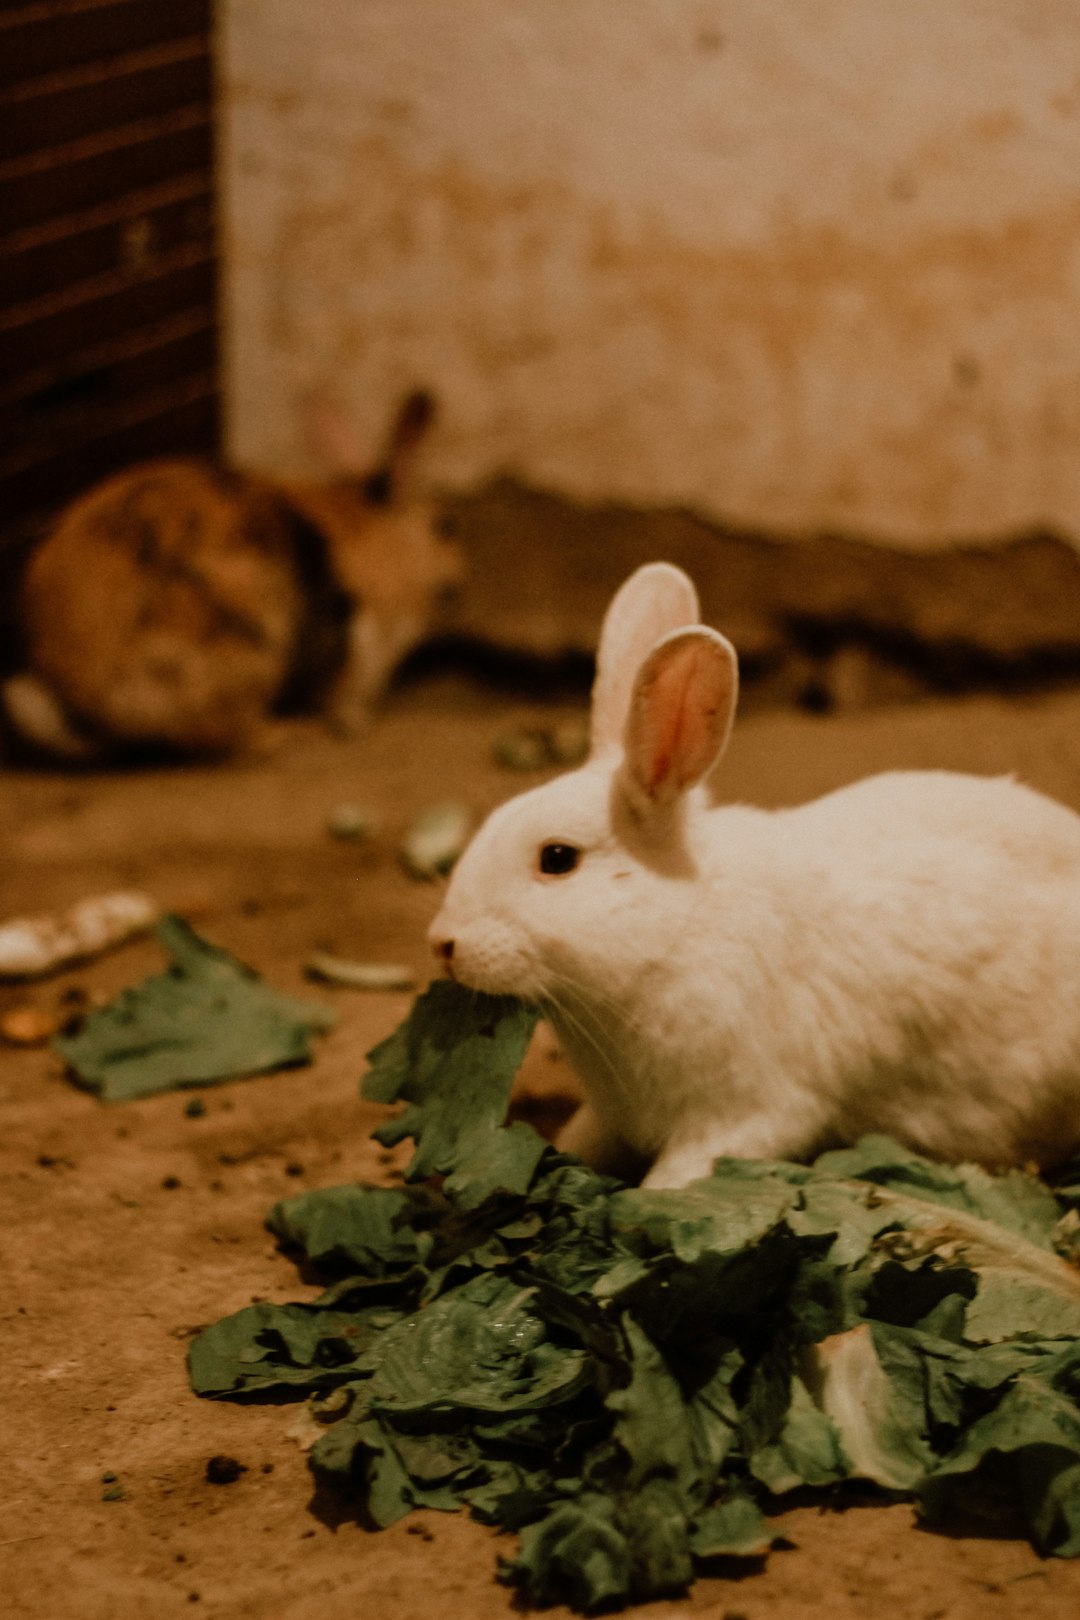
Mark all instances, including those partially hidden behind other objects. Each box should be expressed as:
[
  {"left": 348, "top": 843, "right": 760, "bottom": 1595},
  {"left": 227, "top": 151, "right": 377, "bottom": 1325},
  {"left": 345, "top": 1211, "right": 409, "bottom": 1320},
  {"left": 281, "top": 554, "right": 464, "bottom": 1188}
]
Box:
[
  {"left": 190, "top": 983, "right": 1080, "bottom": 1610},
  {"left": 362, "top": 980, "right": 541, "bottom": 1208},
  {"left": 57, "top": 915, "right": 336, "bottom": 1101}
]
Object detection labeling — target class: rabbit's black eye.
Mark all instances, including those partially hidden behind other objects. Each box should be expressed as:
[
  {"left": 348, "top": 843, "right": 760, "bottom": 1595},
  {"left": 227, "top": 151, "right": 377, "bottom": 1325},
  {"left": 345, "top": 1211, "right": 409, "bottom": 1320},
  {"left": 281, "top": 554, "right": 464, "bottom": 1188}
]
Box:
[{"left": 539, "top": 842, "right": 580, "bottom": 877}]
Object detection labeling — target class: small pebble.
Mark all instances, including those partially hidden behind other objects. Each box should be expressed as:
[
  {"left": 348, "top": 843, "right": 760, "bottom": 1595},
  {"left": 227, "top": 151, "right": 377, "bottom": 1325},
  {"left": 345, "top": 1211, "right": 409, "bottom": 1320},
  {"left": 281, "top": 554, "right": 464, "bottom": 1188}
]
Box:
[
  {"left": 184, "top": 1097, "right": 207, "bottom": 1119},
  {"left": 101, "top": 1485, "right": 124, "bottom": 1502},
  {"left": 162, "top": 1175, "right": 182, "bottom": 1190},
  {"left": 399, "top": 802, "right": 473, "bottom": 880},
  {"left": 492, "top": 728, "right": 550, "bottom": 772},
  {"left": 326, "top": 802, "right": 376, "bottom": 841},
  {"left": 57, "top": 991, "right": 88, "bottom": 1037},
  {"left": 492, "top": 722, "right": 590, "bottom": 772},
  {"left": 1, "top": 1005, "right": 59, "bottom": 1045},
  {"left": 101, "top": 1470, "right": 117, "bottom": 1483},
  {"left": 205, "top": 1455, "right": 247, "bottom": 1485},
  {"left": 548, "top": 721, "right": 590, "bottom": 766}
]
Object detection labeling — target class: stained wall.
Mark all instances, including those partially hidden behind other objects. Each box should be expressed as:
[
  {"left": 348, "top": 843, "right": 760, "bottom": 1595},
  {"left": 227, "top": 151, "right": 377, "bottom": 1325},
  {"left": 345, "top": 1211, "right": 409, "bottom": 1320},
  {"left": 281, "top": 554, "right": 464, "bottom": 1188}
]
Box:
[{"left": 219, "top": 1, "right": 1080, "bottom": 547}]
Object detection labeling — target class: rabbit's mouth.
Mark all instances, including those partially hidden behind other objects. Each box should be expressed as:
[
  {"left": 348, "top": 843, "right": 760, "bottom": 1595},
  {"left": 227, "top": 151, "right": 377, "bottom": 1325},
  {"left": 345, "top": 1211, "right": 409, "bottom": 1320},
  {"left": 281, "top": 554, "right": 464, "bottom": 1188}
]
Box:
[
  {"left": 453, "top": 957, "right": 531, "bottom": 997},
  {"left": 444, "top": 943, "right": 541, "bottom": 1001},
  {"left": 428, "top": 911, "right": 539, "bottom": 998}
]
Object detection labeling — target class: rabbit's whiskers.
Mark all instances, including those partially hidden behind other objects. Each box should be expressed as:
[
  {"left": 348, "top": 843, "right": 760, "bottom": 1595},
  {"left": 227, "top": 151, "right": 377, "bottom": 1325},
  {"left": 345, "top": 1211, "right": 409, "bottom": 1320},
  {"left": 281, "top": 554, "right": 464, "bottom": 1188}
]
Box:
[{"left": 541, "top": 971, "right": 637, "bottom": 1103}]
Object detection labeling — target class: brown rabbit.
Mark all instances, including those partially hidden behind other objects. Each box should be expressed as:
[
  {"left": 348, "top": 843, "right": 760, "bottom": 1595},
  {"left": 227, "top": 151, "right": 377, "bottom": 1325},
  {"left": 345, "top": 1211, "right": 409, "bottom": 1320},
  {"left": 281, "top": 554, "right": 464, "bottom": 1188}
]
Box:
[{"left": 3, "top": 391, "right": 461, "bottom": 760}]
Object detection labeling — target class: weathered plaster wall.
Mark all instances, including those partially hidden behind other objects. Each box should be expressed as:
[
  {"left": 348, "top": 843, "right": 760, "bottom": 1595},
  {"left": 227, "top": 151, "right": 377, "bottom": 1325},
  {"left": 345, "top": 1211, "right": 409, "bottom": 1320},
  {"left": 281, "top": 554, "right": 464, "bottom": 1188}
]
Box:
[{"left": 219, "top": 0, "right": 1080, "bottom": 547}]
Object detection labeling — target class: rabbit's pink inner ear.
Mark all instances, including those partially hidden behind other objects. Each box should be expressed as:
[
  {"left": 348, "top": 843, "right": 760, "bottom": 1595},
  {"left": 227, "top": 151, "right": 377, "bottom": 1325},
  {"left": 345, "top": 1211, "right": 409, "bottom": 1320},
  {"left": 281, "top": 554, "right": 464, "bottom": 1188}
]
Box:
[
  {"left": 590, "top": 564, "right": 700, "bottom": 755},
  {"left": 308, "top": 390, "right": 436, "bottom": 483},
  {"left": 624, "top": 630, "right": 738, "bottom": 801},
  {"left": 308, "top": 399, "right": 367, "bottom": 472}
]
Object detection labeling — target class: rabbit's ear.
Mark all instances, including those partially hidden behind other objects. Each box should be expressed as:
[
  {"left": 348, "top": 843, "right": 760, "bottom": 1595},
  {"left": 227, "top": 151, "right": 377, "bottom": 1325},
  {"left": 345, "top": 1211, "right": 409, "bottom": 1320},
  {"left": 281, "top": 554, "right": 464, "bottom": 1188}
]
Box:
[
  {"left": 371, "top": 389, "right": 436, "bottom": 503},
  {"left": 591, "top": 564, "right": 700, "bottom": 756},
  {"left": 621, "top": 626, "right": 738, "bottom": 806},
  {"left": 308, "top": 390, "right": 436, "bottom": 497}
]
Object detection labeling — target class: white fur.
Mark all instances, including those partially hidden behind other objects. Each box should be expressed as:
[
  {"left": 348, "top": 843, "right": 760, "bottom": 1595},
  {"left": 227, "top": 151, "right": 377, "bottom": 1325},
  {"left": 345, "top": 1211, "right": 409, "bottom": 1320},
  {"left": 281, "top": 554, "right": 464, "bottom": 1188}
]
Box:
[{"left": 429, "top": 563, "right": 1080, "bottom": 1188}]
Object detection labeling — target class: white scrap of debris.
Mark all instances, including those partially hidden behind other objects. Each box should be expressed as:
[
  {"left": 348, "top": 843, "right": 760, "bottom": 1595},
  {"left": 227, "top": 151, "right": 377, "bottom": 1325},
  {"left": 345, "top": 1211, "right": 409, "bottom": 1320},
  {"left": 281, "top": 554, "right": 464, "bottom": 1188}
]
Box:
[{"left": 0, "top": 891, "right": 158, "bottom": 980}]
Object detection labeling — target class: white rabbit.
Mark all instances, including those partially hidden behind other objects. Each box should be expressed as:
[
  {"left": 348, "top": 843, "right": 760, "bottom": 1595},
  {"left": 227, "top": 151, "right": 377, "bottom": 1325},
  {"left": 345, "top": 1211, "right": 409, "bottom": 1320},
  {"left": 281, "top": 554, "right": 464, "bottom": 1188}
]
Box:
[{"left": 429, "top": 562, "right": 1080, "bottom": 1189}]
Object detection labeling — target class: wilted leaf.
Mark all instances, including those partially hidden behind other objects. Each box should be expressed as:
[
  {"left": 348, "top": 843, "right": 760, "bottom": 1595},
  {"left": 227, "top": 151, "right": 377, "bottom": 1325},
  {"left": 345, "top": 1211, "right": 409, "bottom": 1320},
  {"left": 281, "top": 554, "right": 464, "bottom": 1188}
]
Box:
[
  {"left": 57, "top": 915, "right": 335, "bottom": 1100},
  {"left": 690, "top": 1489, "right": 775, "bottom": 1559},
  {"left": 806, "top": 1324, "right": 936, "bottom": 1491},
  {"left": 268, "top": 1182, "right": 444, "bottom": 1276}
]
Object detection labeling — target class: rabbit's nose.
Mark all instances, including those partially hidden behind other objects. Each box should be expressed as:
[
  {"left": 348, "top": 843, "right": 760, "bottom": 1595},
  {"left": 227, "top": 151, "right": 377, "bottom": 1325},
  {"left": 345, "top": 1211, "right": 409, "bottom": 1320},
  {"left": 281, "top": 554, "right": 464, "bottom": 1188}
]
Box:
[{"left": 431, "top": 935, "right": 456, "bottom": 978}]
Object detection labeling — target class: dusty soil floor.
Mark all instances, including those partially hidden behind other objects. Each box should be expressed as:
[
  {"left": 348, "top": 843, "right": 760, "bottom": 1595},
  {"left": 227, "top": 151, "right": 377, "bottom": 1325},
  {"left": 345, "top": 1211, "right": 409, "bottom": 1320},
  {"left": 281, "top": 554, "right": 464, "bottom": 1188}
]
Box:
[{"left": 7, "top": 674, "right": 1080, "bottom": 1620}]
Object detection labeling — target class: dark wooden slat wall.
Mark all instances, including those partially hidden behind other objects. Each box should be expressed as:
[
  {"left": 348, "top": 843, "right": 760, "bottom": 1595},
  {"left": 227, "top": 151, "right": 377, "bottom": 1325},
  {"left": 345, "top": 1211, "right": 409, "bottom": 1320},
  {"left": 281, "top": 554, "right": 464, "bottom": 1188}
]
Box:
[{"left": 0, "top": 0, "right": 220, "bottom": 625}]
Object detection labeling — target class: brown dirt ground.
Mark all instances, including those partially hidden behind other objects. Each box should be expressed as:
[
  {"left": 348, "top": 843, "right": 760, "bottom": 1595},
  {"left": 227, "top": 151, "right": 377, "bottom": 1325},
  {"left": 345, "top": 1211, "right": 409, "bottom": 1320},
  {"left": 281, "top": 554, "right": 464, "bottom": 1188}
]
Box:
[{"left": 6, "top": 674, "right": 1080, "bottom": 1620}]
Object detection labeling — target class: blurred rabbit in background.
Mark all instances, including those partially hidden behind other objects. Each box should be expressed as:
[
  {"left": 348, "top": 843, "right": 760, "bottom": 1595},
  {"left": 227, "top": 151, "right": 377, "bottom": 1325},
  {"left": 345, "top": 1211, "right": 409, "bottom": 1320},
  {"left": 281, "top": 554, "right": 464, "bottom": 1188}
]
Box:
[{"left": 3, "top": 390, "right": 461, "bottom": 761}]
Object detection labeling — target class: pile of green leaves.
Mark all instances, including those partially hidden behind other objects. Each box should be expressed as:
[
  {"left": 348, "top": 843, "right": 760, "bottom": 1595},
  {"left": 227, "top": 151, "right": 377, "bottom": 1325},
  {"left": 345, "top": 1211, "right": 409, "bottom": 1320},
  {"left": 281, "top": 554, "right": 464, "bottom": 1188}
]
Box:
[
  {"left": 59, "top": 916, "right": 336, "bottom": 1101},
  {"left": 190, "top": 983, "right": 1080, "bottom": 1611}
]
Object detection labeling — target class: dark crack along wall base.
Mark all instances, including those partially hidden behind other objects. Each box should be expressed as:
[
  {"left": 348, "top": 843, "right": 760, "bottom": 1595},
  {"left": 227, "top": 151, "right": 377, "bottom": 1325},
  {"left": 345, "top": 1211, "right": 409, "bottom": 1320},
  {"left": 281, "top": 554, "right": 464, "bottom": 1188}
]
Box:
[{"left": 431, "top": 480, "right": 1080, "bottom": 717}]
